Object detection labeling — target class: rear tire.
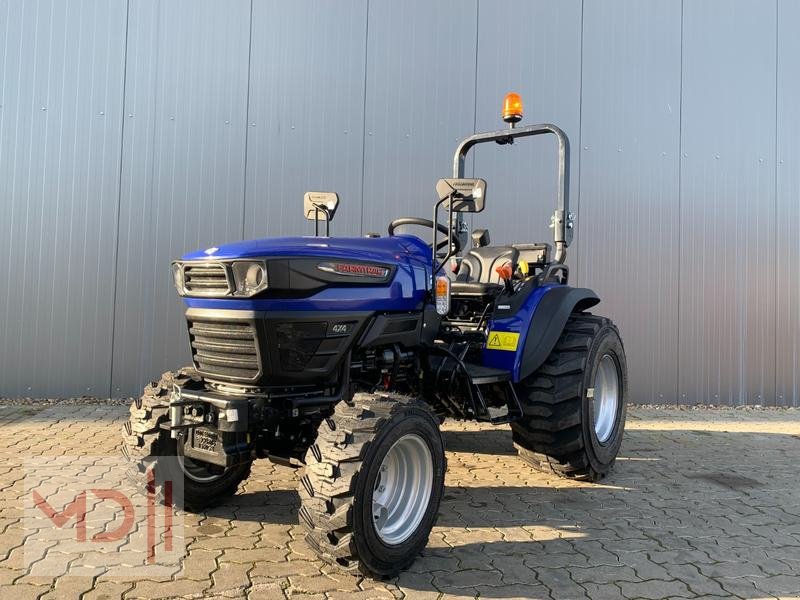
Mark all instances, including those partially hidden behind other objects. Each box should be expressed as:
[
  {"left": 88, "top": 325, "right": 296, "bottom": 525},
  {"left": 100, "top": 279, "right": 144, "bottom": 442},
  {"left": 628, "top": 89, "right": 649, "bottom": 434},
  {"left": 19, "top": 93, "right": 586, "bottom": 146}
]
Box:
[
  {"left": 121, "top": 368, "right": 252, "bottom": 510},
  {"left": 511, "top": 314, "right": 627, "bottom": 481},
  {"left": 299, "top": 392, "right": 445, "bottom": 578}
]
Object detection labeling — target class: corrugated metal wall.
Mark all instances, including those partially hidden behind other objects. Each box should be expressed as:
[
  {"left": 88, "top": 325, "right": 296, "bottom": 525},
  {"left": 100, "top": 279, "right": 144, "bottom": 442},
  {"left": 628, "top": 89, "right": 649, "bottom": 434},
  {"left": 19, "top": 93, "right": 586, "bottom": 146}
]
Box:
[{"left": 1, "top": 0, "right": 797, "bottom": 406}]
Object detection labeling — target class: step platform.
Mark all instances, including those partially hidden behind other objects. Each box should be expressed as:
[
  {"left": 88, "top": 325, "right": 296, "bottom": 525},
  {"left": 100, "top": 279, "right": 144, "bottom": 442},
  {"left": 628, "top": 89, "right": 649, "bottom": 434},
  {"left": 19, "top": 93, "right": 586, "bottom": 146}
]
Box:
[{"left": 461, "top": 362, "right": 511, "bottom": 385}]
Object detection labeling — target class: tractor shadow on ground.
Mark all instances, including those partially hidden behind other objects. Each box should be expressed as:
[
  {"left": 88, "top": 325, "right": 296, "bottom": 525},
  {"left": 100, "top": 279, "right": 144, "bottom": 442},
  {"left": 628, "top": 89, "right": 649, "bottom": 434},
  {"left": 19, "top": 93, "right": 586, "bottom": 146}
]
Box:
[
  {"left": 441, "top": 427, "right": 518, "bottom": 455},
  {"left": 203, "top": 427, "right": 796, "bottom": 599}
]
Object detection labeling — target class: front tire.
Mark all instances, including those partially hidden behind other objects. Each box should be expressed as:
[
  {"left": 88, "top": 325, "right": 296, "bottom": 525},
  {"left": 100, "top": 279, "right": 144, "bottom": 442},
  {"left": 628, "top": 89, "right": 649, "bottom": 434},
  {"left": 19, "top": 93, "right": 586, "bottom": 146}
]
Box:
[
  {"left": 511, "top": 314, "right": 627, "bottom": 481},
  {"left": 122, "top": 368, "right": 252, "bottom": 510},
  {"left": 299, "top": 392, "right": 445, "bottom": 578}
]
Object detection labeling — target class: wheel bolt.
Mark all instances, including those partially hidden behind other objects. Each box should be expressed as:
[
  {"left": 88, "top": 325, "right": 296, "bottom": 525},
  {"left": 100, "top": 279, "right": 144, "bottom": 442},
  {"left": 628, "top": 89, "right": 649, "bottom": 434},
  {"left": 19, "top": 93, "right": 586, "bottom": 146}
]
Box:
[{"left": 378, "top": 485, "right": 385, "bottom": 492}]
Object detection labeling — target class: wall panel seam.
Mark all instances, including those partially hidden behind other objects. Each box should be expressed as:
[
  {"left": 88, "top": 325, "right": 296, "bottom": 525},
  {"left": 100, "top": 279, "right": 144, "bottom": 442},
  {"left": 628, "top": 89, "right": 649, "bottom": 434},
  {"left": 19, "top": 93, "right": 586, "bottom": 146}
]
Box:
[
  {"left": 358, "top": 0, "right": 370, "bottom": 236},
  {"left": 240, "top": 0, "right": 254, "bottom": 241},
  {"left": 575, "top": 0, "right": 584, "bottom": 284},
  {"left": 676, "top": 0, "right": 684, "bottom": 405},
  {"left": 774, "top": 0, "right": 779, "bottom": 405},
  {"left": 108, "top": 0, "right": 131, "bottom": 398},
  {"left": 472, "top": 0, "right": 479, "bottom": 139}
]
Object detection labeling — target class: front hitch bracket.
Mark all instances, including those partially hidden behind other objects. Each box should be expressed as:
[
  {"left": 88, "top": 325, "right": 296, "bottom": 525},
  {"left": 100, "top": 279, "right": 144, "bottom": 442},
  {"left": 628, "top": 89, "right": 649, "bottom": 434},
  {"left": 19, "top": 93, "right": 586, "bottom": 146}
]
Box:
[{"left": 166, "top": 384, "right": 251, "bottom": 438}]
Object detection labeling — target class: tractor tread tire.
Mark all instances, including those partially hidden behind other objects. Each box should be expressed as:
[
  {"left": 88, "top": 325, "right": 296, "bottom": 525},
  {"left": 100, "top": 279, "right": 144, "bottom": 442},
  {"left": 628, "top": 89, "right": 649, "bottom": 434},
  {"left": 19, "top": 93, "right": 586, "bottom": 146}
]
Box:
[
  {"left": 122, "top": 368, "right": 251, "bottom": 511},
  {"left": 299, "top": 392, "right": 444, "bottom": 578},
  {"left": 511, "top": 313, "right": 626, "bottom": 481}
]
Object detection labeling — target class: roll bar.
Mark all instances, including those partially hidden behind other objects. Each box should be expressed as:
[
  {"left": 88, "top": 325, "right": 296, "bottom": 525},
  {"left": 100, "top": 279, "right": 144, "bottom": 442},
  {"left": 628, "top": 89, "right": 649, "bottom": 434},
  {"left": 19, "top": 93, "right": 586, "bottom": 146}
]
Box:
[{"left": 452, "top": 124, "right": 573, "bottom": 264}]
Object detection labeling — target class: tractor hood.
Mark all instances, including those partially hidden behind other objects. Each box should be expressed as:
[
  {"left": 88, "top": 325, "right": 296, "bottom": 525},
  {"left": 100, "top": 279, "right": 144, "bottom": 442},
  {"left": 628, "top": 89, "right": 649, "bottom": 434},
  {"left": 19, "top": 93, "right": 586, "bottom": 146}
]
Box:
[
  {"left": 181, "top": 234, "right": 431, "bottom": 266},
  {"left": 178, "top": 234, "right": 432, "bottom": 312}
]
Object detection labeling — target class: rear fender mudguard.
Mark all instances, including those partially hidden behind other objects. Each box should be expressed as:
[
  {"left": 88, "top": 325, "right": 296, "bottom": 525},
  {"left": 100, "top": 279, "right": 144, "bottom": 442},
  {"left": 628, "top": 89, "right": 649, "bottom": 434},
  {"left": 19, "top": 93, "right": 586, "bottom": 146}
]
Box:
[
  {"left": 482, "top": 285, "right": 600, "bottom": 382},
  {"left": 518, "top": 286, "right": 599, "bottom": 381}
]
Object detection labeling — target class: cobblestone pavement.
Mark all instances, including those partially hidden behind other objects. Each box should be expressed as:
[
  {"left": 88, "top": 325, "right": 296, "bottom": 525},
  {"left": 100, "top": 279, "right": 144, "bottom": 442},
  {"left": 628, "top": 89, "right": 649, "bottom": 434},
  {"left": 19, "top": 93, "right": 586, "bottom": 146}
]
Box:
[{"left": 0, "top": 402, "right": 798, "bottom": 599}]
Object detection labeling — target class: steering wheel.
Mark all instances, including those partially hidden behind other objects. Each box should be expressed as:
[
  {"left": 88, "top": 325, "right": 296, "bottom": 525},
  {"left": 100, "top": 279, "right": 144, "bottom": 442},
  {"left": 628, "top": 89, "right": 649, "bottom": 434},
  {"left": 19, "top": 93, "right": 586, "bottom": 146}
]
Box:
[{"left": 388, "top": 217, "right": 462, "bottom": 254}]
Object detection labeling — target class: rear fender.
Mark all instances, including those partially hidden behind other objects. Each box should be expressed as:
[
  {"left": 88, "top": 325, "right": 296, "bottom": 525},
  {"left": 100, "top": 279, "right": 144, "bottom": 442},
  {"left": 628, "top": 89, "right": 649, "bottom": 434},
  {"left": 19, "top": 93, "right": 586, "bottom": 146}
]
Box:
[
  {"left": 518, "top": 286, "right": 599, "bottom": 381},
  {"left": 482, "top": 285, "right": 599, "bottom": 382}
]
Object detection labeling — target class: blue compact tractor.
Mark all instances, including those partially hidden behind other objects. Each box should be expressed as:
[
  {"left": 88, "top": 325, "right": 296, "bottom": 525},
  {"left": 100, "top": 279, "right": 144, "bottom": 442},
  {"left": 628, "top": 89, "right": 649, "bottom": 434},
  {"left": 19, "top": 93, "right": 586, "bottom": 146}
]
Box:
[{"left": 124, "top": 93, "right": 627, "bottom": 577}]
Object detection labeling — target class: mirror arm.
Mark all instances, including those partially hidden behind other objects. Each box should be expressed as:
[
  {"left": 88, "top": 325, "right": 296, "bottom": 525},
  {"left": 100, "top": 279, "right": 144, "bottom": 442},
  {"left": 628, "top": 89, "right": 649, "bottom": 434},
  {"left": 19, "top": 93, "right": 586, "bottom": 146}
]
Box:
[
  {"left": 448, "top": 195, "right": 455, "bottom": 264},
  {"left": 312, "top": 203, "right": 332, "bottom": 237},
  {"left": 431, "top": 196, "right": 456, "bottom": 279}
]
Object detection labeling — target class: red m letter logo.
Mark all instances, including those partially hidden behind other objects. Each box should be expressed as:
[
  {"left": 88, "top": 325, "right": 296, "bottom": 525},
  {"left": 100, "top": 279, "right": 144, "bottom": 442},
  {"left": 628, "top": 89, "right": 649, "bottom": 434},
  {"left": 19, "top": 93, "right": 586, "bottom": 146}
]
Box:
[{"left": 32, "top": 490, "right": 87, "bottom": 542}]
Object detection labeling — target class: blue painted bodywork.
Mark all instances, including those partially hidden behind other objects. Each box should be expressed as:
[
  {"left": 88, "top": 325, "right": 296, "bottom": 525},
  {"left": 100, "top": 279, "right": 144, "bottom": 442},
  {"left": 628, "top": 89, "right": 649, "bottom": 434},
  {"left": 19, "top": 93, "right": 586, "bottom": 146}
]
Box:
[
  {"left": 183, "top": 234, "right": 431, "bottom": 262},
  {"left": 482, "top": 284, "right": 559, "bottom": 382},
  {"left": 180, "top": 233, "right": 563, "bottom": 380},
  {"left": 181, "top": 235, "right": 432, "bottom": 313}
]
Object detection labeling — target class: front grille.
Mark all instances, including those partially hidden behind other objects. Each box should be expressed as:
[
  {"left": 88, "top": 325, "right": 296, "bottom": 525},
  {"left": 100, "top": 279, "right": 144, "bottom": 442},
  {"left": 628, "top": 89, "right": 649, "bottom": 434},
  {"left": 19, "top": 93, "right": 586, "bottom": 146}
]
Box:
[
  {"left": 274, "top": 322, "right": 327, "bottom": 371},
  {"left": 188, "top": 319, "right": 261, "bottom": 382},
  {"left": 183, "top": 263, "right": 231, "bottom": 296}
]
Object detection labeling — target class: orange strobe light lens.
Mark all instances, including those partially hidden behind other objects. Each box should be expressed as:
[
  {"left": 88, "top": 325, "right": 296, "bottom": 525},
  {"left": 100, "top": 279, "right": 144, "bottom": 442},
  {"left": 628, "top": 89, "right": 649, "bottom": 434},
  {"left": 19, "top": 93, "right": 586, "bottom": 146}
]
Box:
[{"left": 502, "top": 92, "right": 523, "bottom": 124}]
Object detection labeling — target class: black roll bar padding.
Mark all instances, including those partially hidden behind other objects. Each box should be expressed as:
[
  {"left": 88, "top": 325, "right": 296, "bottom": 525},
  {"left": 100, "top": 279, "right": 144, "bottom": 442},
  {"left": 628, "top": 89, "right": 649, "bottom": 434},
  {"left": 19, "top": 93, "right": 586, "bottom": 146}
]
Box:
[{"left": 452, "top": 123, "right": 571, "bottom": 264}]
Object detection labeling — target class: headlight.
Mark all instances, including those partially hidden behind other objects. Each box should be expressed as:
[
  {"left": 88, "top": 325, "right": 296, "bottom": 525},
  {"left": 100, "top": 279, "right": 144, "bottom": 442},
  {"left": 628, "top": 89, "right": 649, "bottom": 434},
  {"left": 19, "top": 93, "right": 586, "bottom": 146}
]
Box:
[
  {"left": 171, "top": 262, "right": 185, "bottom": 296},
  {"left": 231, "top": 261, "right": 268, "bottom": 297}
]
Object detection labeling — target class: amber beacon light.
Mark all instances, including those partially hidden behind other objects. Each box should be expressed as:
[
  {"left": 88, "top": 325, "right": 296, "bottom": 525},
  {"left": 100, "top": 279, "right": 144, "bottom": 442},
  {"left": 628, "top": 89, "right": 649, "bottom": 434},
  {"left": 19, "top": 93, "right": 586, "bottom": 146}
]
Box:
[{"left": 502, "top": 92, "right": 524, "bottom": 126}]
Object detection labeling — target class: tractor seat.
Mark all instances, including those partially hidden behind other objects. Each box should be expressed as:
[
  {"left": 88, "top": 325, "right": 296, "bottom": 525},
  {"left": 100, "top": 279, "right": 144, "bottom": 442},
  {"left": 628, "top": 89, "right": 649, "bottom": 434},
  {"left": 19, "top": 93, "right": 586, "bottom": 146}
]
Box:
[
  {"left": 450, "top": 280, "right": 504, "bottom": 298},
  {"left": 456, "top": 246, "right": 519, "bottom": 284},
  {"left": 452, "top": 246, "right": 519, "bottom": 297},
  {"left": 513, "top": 242, "right": 550, "bottom": 267}
]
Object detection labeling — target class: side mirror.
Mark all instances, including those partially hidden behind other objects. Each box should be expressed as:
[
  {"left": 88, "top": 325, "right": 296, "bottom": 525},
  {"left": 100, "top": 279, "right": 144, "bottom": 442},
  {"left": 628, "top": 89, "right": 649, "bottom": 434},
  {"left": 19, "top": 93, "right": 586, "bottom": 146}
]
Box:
[
  {"left": 304, "top": 191, "right": 339, "bottom": 236},
  {"left": 435, "top": 178, "right": 486, "bottom": 213}
]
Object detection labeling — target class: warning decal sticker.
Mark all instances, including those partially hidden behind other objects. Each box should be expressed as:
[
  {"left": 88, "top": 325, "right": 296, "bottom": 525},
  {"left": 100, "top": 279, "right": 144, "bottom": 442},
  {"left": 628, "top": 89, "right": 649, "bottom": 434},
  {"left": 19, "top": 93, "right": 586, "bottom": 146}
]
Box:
[{"left": 486, "top": 331, "right": 520, "bottom": 352}]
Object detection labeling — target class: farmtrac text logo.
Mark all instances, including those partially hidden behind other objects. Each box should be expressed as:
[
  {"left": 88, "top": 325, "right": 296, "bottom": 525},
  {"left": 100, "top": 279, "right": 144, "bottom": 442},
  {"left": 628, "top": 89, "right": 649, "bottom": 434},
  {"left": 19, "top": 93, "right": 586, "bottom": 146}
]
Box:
[{"left": 317, "top": 262, "right": 390, "bottom": 279}]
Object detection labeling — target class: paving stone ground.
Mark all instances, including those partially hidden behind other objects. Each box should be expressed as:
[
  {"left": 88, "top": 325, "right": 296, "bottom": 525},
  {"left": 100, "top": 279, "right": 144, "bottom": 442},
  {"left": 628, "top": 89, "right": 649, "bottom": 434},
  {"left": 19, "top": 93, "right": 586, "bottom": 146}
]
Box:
[{"left": 0, "top": 402, "right": 798, "bottom": 599}]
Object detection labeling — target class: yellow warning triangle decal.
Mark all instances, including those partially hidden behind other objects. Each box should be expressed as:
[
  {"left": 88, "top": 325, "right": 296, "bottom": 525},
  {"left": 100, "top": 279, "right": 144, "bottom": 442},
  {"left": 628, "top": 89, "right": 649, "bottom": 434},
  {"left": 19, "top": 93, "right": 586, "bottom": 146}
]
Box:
[{"left": 488, "top": 334, "right": 501, "bottom": 347}]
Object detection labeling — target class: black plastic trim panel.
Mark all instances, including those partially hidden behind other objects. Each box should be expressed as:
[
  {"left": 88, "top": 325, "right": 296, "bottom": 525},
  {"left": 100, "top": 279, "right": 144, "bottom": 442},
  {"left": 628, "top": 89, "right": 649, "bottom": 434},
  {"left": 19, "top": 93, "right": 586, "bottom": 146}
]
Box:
[
  {"left": 357, "top": 312, "right": 424, "bottom": 349},
  {"left": 185, "top": 308, "right": 373, "bottom": 385},
  {"left": 518, "top": 287, "right": 600, "bottom": 381},
  {"left": 266, "top": 258, "right": 396, "bottom": 296}
]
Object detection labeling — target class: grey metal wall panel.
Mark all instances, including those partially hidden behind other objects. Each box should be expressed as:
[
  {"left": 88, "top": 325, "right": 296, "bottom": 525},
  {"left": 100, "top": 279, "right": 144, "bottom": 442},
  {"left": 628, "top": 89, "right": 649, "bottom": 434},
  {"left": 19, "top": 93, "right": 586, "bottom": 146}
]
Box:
[
  {"left": 578, "top": 0, "right": 682, "bottom": 403},
  {"left": 361, "top": 0, "right": 478, "bottom": 235},
  {"left": 776, "top": 0, "right": 800, "bottom": 407},
  {"left": 472, "top": 0, "right": 581, "bottom": 257},
  {"left": 0, "top": 0, "right": 795, "bottom": 405},
  {"left": 244, "top": 0, "right": 368, "bottom": 239},
  {"left": 678, "top": 0, "right": 777, "bottom": 405},
  {"left": 110, "top": 0, "right": 251, "bottom": 395},
  {"left": 0, "top": 0, "right": 127, "bottom": 397}
]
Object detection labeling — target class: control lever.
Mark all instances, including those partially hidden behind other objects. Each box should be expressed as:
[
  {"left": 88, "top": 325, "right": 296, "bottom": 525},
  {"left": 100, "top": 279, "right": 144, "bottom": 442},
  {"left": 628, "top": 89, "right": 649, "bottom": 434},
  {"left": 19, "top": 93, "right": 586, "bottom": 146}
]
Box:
[{"left": 495, "top": 263, "right": 515, "bottom": 295}]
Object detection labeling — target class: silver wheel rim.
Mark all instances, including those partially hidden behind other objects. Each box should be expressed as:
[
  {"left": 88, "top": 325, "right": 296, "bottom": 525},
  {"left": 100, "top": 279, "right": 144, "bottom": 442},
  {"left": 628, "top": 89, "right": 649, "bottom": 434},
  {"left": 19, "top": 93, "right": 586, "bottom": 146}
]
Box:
[
  {"left": 593, "top": 354, "right": 620, "bottom": 444},
  {"left": 177, "top": 443, "right": 227, "bottom": 483},
  {"left": 372, "top": 433, "right": 433, "bottom": 545}
]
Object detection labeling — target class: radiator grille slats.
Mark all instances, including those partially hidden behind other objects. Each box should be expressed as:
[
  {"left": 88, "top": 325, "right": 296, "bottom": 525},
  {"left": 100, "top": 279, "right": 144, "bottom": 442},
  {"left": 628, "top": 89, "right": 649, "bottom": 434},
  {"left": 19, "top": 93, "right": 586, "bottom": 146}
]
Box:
[
  {"left": 188, "top": 319, "right": 260, "bottom": 381},
  {"left": 183, "top": 264, "right": 230, "bottom": 295}
]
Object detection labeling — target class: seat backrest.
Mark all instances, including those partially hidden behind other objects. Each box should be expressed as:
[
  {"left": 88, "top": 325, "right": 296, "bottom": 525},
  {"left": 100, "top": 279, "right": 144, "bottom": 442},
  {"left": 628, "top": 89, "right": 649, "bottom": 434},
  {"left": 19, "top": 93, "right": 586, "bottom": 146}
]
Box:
[
  {"left": 456, "top": 246, "right": 519, "bottom": 284},
  {"left": 513, "top": 243, "right": 550, "bottom": 267}
]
